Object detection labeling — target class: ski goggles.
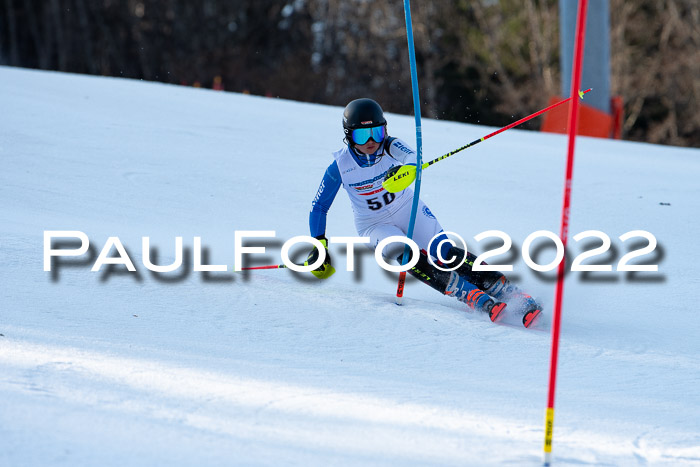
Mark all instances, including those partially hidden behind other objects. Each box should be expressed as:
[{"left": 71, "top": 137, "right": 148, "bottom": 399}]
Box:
[{"left": 351, "top": 125, "right": 385, "bottom": 145}]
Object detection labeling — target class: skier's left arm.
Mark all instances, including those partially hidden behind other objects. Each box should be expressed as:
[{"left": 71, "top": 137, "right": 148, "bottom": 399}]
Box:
[
  {"left": 385, "top": 137, "right": 418, "bottom": 166},
  {"left": 383, "top": 137, "right": 417, "bottom": 180}
]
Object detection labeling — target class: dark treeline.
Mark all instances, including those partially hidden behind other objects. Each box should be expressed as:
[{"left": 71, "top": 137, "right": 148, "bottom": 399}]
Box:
[{"left": 1, "top": 0, "right": 697, "bottom": 147}]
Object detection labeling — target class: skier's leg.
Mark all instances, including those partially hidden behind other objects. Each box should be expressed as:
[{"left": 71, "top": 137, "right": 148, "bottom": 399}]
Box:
[
  {"left": 439, "top": 246, "right": 505, "bottom": 291},
  {"left": 443, "top": 246, "right": 542, "bottom": 326},
  {"left": 361, "top": 223, "right": 407, "bottom": 258},
  {"left": 400, "top": 200, "right": 452, "bottom": 260},
  {"left": 360, "top": 204, "right": 506, "bottom": 321},
  {"left": 395, "top": 249, "right": 506, "bottom": 322}
]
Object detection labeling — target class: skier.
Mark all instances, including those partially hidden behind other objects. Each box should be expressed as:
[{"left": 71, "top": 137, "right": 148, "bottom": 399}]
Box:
[{"left": 306, "top": 98, "right": 541, "bottom": 327}]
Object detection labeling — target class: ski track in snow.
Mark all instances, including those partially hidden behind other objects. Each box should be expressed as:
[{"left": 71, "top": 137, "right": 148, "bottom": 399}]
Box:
[{"left": 1, "top": 66, "right": 700, "bottom": 466}]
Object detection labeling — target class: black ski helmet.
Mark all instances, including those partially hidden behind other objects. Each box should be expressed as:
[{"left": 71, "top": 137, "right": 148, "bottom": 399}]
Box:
[{"left": 342, "top": 98, "right": 387, "bottom": 144}]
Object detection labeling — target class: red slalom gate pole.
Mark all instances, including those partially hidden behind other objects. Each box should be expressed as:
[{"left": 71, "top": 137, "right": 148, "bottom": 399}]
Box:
[
  {"left": 419, "top": 89, "right": 592, "bottom": 171},
  {"left": 239, "top": 264, "right": 287, "bottom": 271},
  {"left": 543, "top": 0, "right": 589, "bottom": 465}
]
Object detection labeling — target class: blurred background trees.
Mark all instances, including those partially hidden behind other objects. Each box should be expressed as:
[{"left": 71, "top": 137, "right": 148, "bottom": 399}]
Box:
[{"left": 1, "top": 0, "right": 697, "bottom": 147}]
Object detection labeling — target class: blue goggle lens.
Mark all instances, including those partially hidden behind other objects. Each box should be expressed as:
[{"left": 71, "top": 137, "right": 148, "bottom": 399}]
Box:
[{"left": 351, "top": 126, "right": 385, "bottom": 145}]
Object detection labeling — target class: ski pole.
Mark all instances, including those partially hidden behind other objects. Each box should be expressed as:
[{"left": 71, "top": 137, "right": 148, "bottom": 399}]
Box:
[
  {"left": 239, "top": 264, "right": 288, "bottom": 271},
  {"left": 383, "top": 89, "right": 592, "bottom": 193}
]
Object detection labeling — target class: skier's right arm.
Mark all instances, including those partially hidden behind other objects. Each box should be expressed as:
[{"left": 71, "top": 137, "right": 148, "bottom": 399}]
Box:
[
  {"left": 307, "top": 161, "right": 341, "bottom": 279},
  {"left": 309, "top": 161, "right": 342, "bottom": 238}
]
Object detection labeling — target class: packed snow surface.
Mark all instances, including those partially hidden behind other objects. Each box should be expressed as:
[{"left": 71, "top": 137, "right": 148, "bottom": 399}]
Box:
[{"left": 1, "top": 66, "right": 699, "bottom": 466}]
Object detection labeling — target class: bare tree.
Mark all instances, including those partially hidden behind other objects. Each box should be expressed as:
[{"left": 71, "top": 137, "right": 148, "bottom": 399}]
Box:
[{"left": 0, "top": 0, "right": 696, "bottom": 146}]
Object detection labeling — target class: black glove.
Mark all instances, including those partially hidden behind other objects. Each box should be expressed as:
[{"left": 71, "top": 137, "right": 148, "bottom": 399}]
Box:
[{"left": 384, "top": 165, "right": 402, "bottom": 182}]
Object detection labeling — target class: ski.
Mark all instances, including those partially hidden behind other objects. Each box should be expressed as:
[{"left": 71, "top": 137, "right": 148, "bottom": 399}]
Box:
[
  {"left": 488, "top": 302, "right": 507, "bottom": 323},
  {"left": 508, "top": 293, "right": 543, "bottom": 328},
  {"left": 523, "top": 307, "right": 542, "bottom": 328}
]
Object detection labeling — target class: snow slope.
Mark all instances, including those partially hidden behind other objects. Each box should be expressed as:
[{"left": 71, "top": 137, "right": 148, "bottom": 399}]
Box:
[{"left": 1, "top": 66, "right": 699, "bottom": 466}]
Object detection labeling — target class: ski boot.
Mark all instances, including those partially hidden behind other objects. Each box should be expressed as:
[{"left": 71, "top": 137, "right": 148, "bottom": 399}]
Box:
[
  {"left": 441, "top": 247, "right": 538, "bottom": 326},
  {"left": 485, "top": 276, "right": 542, "bottom": 328},
  {"left": 445, "top": 272, "right": 507, "bottom": 322}
]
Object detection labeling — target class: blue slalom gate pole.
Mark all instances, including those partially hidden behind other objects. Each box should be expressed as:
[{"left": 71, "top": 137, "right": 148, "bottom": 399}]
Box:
[{"left": 395, "top": 0, "right": 423, "bottom": 305}]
